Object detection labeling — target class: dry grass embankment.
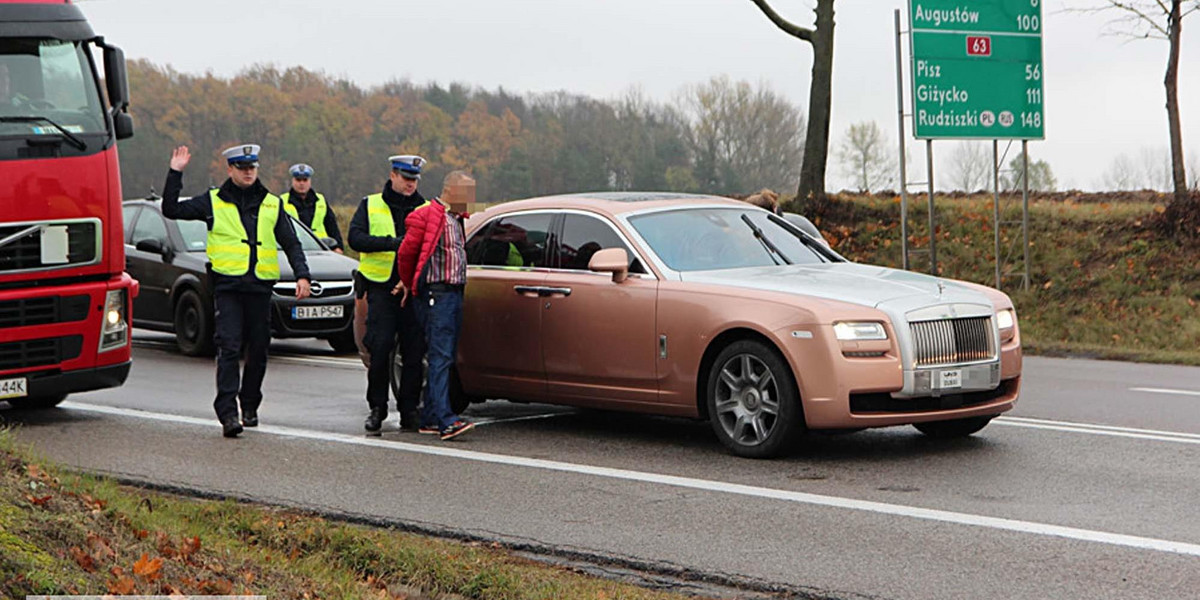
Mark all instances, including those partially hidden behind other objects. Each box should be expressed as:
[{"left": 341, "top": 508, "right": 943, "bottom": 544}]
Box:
[{"left": 0, "top": 431, "right": 713, "bottom": 600}]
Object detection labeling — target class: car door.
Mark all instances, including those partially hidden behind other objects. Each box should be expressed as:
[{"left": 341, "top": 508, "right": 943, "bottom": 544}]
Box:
[
  {"left": 125, "top": 206, "right": 176, "bottom": 325},
  {"left": 539, "top": 212, "right": 660, "bottom": 408},
  {"left": 458, "top": 212, "right": 555, "bottom": 402}
]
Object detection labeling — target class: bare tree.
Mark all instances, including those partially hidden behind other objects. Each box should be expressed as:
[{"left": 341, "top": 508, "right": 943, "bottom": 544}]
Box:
[
  {"left": 679, "top": 76, "right": 806, "bottom": 195},
  {"left": 835, "top": 121, "right": 893, "bottom": 193},
  {"left": 948, "top": 141, "right": 992, "bottom": 192},
  {"left": 746, "top": 0, "right": 836, "bottom": 214},
  {"left": 1102, "top": 153, "right": 1141, "bottom": 190},
  {"left": 1138, "top": 146, "right": 1173, "bottom": 191},
  {"left": 1072, "top": 0, "right": 1200, "bottom": 231}
]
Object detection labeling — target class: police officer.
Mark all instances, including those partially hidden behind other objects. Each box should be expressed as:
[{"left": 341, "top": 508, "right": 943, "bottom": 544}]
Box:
[
  {"left": 348, "top": 155, "right": 429, "bottom": 435},
  {"left": 162, "top": 145, "right": 312, "bottom": 438},
  {"left": 281, "top": 163, "right": 344, "bottom": 253}
]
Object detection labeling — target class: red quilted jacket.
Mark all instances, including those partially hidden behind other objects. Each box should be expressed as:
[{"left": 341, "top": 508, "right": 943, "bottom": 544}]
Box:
[{"left": 396, "top": 199, "right": 458, "bottom": 294}]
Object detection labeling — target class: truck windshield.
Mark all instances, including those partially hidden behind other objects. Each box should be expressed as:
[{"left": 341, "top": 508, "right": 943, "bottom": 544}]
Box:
[{"left": 0, "top": 39, "right": 106, "bottom": 137}]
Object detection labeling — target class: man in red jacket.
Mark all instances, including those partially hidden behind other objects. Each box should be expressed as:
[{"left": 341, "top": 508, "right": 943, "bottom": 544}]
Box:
[{"left": 393, "top": 170, "right": 475, "bottom": 441}]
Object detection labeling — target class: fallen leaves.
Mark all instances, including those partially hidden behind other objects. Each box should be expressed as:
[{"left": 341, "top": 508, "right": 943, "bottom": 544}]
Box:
[{"left": 133, "top": 553, "right": 164, "bottom": 581}]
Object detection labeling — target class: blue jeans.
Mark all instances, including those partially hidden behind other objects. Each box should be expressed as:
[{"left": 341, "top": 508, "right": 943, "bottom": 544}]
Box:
[{"left": 413, "top": 286, "right": 463, "bottom": 430}]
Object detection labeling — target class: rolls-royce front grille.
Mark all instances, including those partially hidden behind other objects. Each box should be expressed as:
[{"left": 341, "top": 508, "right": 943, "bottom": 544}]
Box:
[
  {"left": 911, "top": 316, "right": 995, "bottom": 367},
  {"left": 0, "top": 221, "right": 99, "bottom": 273}
]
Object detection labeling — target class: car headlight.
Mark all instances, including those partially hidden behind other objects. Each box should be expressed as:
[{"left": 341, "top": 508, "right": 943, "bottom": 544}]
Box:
[
  {"left": 99, "top": 288, "right": 129, "bottom": 351},
  {"left": 996, "top": 309, "right": 1016, "bottom": 343},
  {"left": 833, "top": 321, "right": 888, "bottom": 341}
]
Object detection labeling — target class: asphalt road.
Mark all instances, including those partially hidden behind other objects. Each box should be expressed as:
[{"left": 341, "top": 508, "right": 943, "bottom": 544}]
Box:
[{"left": 4, "top": 330, "right": 1199, "bottom": 600}]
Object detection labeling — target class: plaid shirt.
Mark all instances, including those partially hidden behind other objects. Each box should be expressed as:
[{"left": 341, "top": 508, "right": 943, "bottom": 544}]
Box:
[{"left": 425, "top": 211, "right": 467, "bottom": 286}]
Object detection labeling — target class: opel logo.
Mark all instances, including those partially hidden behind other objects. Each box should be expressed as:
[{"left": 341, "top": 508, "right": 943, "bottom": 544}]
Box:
[{"left": 310, "top": 281, "right": 323, "bottom": 297}]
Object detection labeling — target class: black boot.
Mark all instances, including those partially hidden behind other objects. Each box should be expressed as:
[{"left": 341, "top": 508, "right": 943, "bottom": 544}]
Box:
[
  {"left": 364, "top": 408, "right": 386, "bottom": 435},
  {"left": 221, "top": 417, "right": 244, "bottom": 438},
  {"left": 242, "top": 408, "right": 258, "bottom": 427}
]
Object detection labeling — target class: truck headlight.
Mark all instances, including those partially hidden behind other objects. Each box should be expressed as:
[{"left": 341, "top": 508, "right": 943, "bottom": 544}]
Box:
[
  {"left": 833, "top": 321, "right": 888, "bottom": 341},
  {"left": 996, "top": 309, "right": 1016, "bottom": 343},
  {"left": 100, "top": 289, "right": 128, "bottom": 351}
]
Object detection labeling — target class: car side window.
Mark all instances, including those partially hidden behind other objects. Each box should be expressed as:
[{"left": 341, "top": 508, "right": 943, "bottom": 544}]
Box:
[
  {"left": 465, "top": 213, "right": 553, "bottom": 268},
  {"left": 130, "top": 209, "right": 168, "bottom": 245},
  {"left": 122, "top": 206, "right": 141, "bottom": 244},
  {"left": 556, "top": 214, "right": 645, "bottom": 274}
]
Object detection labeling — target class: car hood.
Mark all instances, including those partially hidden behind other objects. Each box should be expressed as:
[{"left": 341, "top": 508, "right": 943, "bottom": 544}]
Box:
[
  {"left": 681, "top": 262, "right": 994, "bottom": 312},
  {"left": 279, "top": 251, "right": 359, "bottom": 282}
]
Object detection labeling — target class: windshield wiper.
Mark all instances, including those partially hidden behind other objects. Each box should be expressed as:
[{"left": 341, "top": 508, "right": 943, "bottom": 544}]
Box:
[
  {"left": 0, "top": 116, "right": 87, "bottom": 151},
  {"left": 740, "top": 213, "right": 791, "bottom": 265}
]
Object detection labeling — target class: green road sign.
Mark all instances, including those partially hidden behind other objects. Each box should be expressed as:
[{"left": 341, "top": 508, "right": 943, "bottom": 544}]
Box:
[{"left": 909, "top": 0, "right": 1044, "bottom": 139}]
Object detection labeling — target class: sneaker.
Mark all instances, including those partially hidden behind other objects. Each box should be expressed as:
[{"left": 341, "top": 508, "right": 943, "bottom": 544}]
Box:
[
  {"left": 417, "top": 425, "right": 440, "bottom": 435},
  {"left": 439, "top": 420, "right": 475, "bottom": 441},
  {"left": 241, "top": 409, "right": 258, "bottom": 428},
  {"left": 364, "top": 408, "right": 386, "bottom": 436}
]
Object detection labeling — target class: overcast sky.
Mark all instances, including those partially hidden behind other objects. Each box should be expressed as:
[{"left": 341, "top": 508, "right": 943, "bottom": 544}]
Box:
[{"left": 78, "top": 0, "right": 1200, "bottom": 192}]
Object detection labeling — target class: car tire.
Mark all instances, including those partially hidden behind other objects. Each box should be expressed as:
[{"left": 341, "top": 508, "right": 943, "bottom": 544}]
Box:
[
  {"left": 6, "top": 394, "right": 67, "bottom": 409},
  {"left": 913, "top": 416, "right": 994, "bottom": 439},
  {"left": 326, "top": 329, "right": 358, "bottom": 354},
  {"left": 705, "top": 339, "right": 804, "bottom": 458},
  {"left": 389, "top": 348, "right": 474, "bottom": 415},
  {"left": 174, "top": 289, "right": 215, "bottom": 357}
]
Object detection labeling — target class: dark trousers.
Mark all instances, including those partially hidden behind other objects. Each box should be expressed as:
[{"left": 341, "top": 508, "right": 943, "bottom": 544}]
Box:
[
  {"left": 412, "top": 286, "right": 463, "bottom": 430},
  {"left": 213, "top": 288, "right": 271, "bottom": 421},
  {"left": 364, "top": 282, "right": 425, "bottom": 414}
]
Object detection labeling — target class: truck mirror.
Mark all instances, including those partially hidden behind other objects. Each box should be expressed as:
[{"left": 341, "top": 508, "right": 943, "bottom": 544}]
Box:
[
  {"left": 113, "top": 112, "right": 134, "bottom": 140},
  {"left": 102, "top": 44, "right": 129, "bottom": 110}
]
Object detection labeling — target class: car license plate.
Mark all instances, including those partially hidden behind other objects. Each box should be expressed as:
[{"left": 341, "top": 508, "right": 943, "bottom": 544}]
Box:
[
  {"left": 292, "top": 305, "right": 343, "bottom": 320},
  {"left": 939, "top": 369, "right": 962, "bottom": 389},
  {"left": 0, "top": 377, "right": 28, "bottom": 400}
]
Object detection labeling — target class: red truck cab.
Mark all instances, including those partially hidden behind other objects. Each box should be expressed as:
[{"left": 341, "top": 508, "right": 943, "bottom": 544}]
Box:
[{"left": 0, "top": 0, "right": 136, "bottom": 408}]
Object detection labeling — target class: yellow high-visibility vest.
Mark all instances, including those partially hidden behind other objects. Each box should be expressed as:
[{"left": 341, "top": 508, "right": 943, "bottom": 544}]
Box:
[
  {"left": 357, "top": 194, "right": 428, "bottom": 282},
  {"left": 207, "top": 189, "right": 281, "bottom": 280},
  {"left": 282, "top": 191, "right": 329, "bottom": 237}
]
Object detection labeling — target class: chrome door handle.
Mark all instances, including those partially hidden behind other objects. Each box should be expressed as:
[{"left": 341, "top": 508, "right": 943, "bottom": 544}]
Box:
[
  {"left": 513, "top": 285, "right": 542, "bottom": 297},
  {"left": 542, "top": 287, "right": 571, "bottom": 297}
]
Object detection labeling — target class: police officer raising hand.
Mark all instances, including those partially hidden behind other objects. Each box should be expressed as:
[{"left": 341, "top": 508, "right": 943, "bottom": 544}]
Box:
[{"left": 161, "top": 143, "right": 312, "bottom": 437}]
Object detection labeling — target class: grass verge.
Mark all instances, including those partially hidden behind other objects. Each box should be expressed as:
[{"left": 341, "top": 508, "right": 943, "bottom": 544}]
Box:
[{"left": 0, "top": 429, "right": 714, "bottom": 600}]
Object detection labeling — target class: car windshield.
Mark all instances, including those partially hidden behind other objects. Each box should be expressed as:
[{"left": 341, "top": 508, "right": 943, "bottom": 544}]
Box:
[
  {"left": 0, "top": 39, "right": 106, "bottom": 136},
  {"left": 178, "top": 217, "right": 325, "bottom": 252},
  {"left": 629, "top": 207, "right": 833, "bottom": 272}
]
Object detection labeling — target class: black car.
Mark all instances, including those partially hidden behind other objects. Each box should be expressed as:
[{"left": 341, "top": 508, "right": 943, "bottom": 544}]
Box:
[{"left": 122, "top": 198, "right": 360, "bottom": 355}]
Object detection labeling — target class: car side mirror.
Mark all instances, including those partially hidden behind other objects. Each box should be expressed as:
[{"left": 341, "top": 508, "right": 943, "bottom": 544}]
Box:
[
  {"left": 588, "top": 247, "right": 629, "bottom": 283},
  {"left": 135, "top": 238, "right": 173, "bottom": 261},
  {"left": 320, "top": 236, "right": 337, "bottom": 248}
]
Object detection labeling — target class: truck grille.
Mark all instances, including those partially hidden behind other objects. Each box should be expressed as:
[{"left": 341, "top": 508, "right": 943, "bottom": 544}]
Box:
[
  {"left": 0, "top": 220, "right": 100, "bottom": 273},
  {"left": 911, "top": 316, "right": 995, "bottom": 367},
  {"left": 0, "top": 335, "right": 83, "bottom": 370},
  {"left": 0, "top": 295, "right": 91, "bottom": 329}
]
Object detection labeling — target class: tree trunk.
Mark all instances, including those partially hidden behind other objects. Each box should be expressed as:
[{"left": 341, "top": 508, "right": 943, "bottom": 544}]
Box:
[
  {"left": 1162, "top": 0, "right": 1199, "bottom": 236},
  {"left": 796, "top": 0, "right": 836, "bottom": 216},
  {"left": 1165, "top": 0, "right": 1189, "bottom": 203}
]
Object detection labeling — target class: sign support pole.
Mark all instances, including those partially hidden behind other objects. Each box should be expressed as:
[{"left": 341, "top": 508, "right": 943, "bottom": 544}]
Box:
[
  {"left": 1022, "top": 139, "right": 1030, "bottom": 290},
  {"left": 894, "top": 9, "right": 910, "bottom": 271},
  {"left": 993, "top": 140, "right": 1001, "bottom": 289},
  {"left": 926, "top": 140, "right": 937, "bottom": 275}
]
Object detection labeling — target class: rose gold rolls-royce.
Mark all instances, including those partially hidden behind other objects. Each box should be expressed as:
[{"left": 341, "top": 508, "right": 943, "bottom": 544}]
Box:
[{"left": 445, "top": 192, "right": 1021, "bottom": 458}]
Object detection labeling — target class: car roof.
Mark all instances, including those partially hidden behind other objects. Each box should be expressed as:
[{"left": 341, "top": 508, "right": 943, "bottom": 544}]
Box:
[{"left": 475, "top": 192, "right": 748, "bottom": 219}]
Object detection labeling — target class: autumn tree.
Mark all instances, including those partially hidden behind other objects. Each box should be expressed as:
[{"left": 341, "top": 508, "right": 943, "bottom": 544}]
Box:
[
  {"left": 834, "top": 121, "right": 893, "bottom": 193},
  {"left": 747, "top": 0, "right": 836, "bottom": 213},
  {"left": 680, "top": 76, "right": 805, "bottom": 195},
  {"left": 1073, "top": 0, "right": 1199, "bottom": 233},
  {"left": 1002, "top": 152, "right": 1057, "bottom": 192}
]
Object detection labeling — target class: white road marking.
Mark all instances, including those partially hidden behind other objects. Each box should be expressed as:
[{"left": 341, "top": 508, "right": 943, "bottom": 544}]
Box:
[
  {"left": 995, "top": 416, "right": 1200, "bottom": 445},
  {"left": 1130, "top": 387, "right": 1200, "bottom": 398},
  {"left": 473, "top": 412, "right": 570, "bottom": 426},
  {"left": 57, "top": 400, "right": 1200, "bottom": 558}
]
